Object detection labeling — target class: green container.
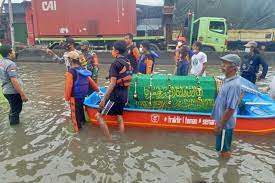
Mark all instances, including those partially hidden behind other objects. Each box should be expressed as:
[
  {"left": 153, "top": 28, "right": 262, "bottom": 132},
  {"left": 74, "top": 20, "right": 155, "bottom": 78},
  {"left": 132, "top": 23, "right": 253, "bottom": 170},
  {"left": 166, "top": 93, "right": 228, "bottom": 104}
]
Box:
[{"left": 128, "top": 74, "right": 218, "bottom": 112}]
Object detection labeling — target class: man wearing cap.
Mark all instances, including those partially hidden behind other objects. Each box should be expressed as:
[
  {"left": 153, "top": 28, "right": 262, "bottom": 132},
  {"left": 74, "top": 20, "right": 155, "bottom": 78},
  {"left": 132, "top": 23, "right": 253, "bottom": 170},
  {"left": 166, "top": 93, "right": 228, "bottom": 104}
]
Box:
[
  {"left": 0, "top": 45, "right": 28, "bottom": 125},
  {"left": 79, "top": 41, "right": 99, "bottom": 83},
  {"left": 47, "top": 38, "right": 81, "bottom": 70},
  {"left": 212, "top": 54, "right": 242, "bottom": 159},
  {"left": 241, "top": 41, "right": 268, "bottom": 84},
  {"left": 64, "top": 51, "right": 101, "bottom": 131}
]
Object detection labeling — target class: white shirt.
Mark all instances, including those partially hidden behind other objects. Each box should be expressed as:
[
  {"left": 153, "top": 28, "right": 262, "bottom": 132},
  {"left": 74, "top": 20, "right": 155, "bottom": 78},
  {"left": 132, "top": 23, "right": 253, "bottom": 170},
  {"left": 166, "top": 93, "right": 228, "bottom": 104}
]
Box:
[
  {"left": 270, "top": 76, "right": 275, "bottom": 100},
  {"left": 190, "top": 51, "right": 207, "bottom": 76}
]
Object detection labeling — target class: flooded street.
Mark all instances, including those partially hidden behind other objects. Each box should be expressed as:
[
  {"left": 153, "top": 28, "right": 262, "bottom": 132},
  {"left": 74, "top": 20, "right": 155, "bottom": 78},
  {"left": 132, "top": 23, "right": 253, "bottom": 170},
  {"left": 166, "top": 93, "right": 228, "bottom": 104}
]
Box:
[{"left": 0, "top": 62, "right": 275, "bottom": 183}]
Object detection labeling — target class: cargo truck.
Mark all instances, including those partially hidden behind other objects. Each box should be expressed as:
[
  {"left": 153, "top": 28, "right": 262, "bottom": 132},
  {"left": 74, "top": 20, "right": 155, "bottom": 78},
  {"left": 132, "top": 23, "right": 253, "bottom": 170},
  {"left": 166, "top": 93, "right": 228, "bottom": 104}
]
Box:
[
  {"left": 190, "top": 16, "right": 227, "bottom": 52},
  {"left": 227, "top": 29, "right": 275, "bottom": 51}
]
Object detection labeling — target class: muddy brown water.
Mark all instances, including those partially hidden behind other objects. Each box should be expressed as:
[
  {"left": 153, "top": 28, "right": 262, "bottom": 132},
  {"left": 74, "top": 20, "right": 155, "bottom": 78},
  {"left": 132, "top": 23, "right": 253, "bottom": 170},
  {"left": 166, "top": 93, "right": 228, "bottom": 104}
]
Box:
[{"left": 0, "top": 62, "right": 274, "bottom": 183}]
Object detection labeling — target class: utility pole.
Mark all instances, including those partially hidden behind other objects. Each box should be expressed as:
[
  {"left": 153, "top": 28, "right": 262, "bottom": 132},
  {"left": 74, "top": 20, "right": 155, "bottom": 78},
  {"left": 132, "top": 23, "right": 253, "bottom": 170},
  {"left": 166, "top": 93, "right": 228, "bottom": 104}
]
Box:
[{"left": 8, "top": 0, "right": 15, "bottom": 48}]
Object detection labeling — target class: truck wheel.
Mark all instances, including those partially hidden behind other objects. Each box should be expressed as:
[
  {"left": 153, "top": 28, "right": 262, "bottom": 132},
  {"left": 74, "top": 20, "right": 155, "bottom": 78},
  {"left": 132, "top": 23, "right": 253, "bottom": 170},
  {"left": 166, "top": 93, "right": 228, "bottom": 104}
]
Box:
[
  {"left": 150, "top": 43, "right": 160, "bottom": 51},
  {"left": 201, "top": 46, "right": 215, "bottom": 52}
]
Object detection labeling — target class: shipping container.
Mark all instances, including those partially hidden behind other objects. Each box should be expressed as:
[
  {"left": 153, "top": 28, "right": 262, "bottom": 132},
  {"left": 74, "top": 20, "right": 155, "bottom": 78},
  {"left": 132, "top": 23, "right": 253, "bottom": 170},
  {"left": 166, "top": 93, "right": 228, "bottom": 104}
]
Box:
[{"left": 30, "top": 0, "right": 136, "bottom": 38}]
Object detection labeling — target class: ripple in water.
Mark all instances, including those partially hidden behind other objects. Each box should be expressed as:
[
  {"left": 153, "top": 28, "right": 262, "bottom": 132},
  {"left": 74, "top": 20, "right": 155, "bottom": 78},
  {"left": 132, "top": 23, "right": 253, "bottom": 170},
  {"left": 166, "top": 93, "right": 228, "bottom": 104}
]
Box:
[{"left": 0, "top": 63, "right": 274, "bottom": 182}]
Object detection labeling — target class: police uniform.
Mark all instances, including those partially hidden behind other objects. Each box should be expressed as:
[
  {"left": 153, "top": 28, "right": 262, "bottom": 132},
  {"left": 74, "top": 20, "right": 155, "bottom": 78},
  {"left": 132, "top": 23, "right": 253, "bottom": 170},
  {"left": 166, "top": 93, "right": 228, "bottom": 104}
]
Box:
[{"left": 0, "top": 58, "right": 24, "bottom": 124}]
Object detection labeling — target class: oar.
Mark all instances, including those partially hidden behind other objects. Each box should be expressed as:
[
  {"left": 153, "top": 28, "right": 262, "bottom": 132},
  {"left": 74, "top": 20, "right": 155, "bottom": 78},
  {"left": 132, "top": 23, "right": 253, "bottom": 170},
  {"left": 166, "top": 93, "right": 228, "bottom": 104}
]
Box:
[{"left": 245, "top": 102, "right": 273, "bottom": 106}]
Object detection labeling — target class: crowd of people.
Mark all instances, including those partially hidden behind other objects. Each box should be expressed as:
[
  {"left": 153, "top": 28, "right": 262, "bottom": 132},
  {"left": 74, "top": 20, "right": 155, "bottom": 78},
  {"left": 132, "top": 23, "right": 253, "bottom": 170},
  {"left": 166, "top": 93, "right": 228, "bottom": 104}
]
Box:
[{"left": 0, "top": 33, "right": 273, "bottom": 159}]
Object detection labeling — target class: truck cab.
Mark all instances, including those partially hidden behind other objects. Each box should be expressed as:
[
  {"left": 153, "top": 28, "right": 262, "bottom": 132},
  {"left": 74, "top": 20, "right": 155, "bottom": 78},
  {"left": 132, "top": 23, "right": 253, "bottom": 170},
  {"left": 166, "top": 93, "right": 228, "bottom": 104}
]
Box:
[{"left": 192, "top": 17, "right": 227, "bottom": 52}]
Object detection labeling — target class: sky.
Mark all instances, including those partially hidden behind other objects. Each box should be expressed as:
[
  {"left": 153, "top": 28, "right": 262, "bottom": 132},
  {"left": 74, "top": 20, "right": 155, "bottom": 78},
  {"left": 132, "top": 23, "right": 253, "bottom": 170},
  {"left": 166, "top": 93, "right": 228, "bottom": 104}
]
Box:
[{"left": 1, "top": 0, "right": 164, "bottom": 6}]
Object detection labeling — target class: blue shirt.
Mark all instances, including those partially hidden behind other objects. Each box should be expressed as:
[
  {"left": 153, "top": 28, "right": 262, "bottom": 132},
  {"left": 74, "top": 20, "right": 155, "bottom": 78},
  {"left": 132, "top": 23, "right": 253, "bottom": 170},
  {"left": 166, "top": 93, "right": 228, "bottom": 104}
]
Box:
[{"left": 211, "top": 76, "right": 241, "bottom": 129}]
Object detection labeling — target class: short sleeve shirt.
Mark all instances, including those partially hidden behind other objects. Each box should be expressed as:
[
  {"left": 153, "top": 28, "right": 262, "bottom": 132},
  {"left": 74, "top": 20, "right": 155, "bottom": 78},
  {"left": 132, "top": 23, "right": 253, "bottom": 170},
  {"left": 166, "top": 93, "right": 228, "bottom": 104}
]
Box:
[
  {"left": 109, "top": 57, "right": 129, "bottom": 103},
  {"left": 0, "top": 58, "right": 23, "bottom": 94},
  {"left": 190, "top": 51, "right": 207, "bottom": 76},
  {"left": 211, "top": 76, "right": 241, "bottom": 129}
]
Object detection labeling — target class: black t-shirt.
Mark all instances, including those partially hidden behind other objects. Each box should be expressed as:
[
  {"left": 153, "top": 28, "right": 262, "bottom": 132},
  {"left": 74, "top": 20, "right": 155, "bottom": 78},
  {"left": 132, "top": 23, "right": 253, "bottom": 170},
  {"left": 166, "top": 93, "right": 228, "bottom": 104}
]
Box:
[{"left": 109, "top": 57, "right": 129, "bottom": 103}]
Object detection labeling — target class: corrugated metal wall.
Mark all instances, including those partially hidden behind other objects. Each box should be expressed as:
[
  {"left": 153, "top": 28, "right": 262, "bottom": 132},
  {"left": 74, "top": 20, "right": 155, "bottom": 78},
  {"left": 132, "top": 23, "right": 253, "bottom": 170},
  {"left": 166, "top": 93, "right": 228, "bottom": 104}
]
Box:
[{"left": 32, "top": 0, "right": 136, "bottom": 37}]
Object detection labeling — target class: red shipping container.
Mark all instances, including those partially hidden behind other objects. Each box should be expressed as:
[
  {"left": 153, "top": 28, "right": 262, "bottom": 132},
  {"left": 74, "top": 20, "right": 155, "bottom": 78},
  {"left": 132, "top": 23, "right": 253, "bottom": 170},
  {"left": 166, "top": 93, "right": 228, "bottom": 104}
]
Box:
[{"left": 31, "top": 0, "right": 136, "bottom": 38}]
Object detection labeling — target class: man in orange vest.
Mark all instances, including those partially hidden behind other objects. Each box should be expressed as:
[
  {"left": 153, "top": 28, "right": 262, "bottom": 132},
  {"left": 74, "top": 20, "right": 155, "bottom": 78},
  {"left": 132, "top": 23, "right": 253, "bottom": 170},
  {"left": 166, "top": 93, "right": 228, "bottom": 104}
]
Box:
[
  {"left": 64, "top": 51, "right": 101, "bottom": 131},
  {"left": 124, "top": 33, "right": 140, "bottom": 73}
]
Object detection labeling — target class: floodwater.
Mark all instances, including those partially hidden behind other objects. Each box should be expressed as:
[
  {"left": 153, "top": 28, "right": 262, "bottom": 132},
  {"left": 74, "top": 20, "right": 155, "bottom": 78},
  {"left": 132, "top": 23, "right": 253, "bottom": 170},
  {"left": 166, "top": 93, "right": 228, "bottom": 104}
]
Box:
[{"left": 0, "top": 62, "right": 275, "bottom": 183}]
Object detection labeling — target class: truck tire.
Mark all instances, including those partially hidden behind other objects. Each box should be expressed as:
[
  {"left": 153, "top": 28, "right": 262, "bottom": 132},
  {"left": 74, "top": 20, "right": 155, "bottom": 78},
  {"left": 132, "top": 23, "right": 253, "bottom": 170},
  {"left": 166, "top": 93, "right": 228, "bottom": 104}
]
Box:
[
  {"left": 201, "top": 46, "right": 215, "bottom": 52},
  {"left": 150, "top": 43, "right": 160, "bottom": 51}
]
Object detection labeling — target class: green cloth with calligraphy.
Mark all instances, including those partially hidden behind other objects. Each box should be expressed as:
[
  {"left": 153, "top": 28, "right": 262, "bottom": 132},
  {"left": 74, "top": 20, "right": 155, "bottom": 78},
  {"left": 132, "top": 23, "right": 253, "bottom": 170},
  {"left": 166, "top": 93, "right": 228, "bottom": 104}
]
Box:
[{"left": 128, "top": 74, "right": 217, "bottom": 112}]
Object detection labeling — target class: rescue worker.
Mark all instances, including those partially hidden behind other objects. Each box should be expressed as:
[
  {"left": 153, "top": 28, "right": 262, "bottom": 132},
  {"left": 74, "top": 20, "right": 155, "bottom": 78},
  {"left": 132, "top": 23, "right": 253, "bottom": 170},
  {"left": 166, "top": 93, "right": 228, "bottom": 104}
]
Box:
[
  {"left": 96, "top": 40, "right": 132, "bottom": 140},
  {"left": 138, "top": 40, "right": 155, "bottom": 75},
  {"left": 79, "top": 40, "right": 99, "bottom": 82},
  {"left": 240, "top": 41, "right": 268, "bottom": 84},
  {"left": 124, "top": 33, "right": 140, "bottom": 73},
  {"left": 190, "top": 41, "right": 207, "bottom": 76},
  {"left": 212, "top": 54, "right": 242, "bottom": 159},
  {"left": 175, "top": 36, "right": 193, "bottom": 63},
  {"left": 47, "top": 38, "right": 81, "bottom": 70},
  {"left": 0, "top": 45, "right": 28, "bottom": 125},
  {"left": 64, "top": 51, "right": 101, "bottom": 131}
]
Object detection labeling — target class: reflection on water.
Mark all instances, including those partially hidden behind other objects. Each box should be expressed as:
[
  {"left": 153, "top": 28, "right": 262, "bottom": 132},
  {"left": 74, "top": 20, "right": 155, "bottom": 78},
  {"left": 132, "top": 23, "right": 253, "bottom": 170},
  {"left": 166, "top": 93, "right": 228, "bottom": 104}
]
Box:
[{"left": 0, "top": 62, "right": 274, "bottom": 183}]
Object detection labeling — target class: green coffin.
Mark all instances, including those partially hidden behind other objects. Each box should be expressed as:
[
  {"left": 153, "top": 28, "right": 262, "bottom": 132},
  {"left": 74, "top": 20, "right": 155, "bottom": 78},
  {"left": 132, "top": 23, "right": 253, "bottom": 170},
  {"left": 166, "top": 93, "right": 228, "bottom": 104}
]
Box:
[{"left": 128, "top": 74, "right": 218, "bottom": 112}]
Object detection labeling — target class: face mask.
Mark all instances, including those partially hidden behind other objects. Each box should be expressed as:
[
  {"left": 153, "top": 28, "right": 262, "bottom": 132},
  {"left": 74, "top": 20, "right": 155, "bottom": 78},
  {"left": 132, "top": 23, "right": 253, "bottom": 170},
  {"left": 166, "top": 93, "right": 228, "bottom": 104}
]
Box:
[
  {"left": 111, "top": 50, "right": 118, "bottom": 58},
  {"left": 192, "top": 49, "right": 198, "bottom": 53},
  {"left": 244, "top": 48, "right": 250, "bottom": 53},
  {"left": 139, "top": 47, "right": 143, "bottom": 53},
  {"left": 177, "top": 42, "right": 183, "bottom": 47}
]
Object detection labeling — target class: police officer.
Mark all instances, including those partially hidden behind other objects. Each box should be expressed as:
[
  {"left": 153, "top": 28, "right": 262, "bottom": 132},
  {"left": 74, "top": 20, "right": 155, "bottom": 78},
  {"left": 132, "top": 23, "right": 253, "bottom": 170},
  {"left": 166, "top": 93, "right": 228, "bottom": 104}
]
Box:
[
  {"left": 0, "top": 45, "right": 28, "bottom": 125},
  {"left": 79, "top": 41, "right": 99, "bottom": 82},
  {"left": 138, "top": 40, "right": 155, "bottom": 75},
  {"left": 241, "top": 41, "right": 268, "bottom": 84}
]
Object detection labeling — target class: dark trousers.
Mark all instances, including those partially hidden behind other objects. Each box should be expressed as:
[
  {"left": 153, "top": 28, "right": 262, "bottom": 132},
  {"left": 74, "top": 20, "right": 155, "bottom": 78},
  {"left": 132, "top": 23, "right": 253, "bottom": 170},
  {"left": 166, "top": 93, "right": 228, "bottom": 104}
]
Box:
[
  {"left": 4, "top": 94, "right": 23, "bottom": 125},
  {"left": 71, "top": 98, "right": 86, "bottom": 129}
]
